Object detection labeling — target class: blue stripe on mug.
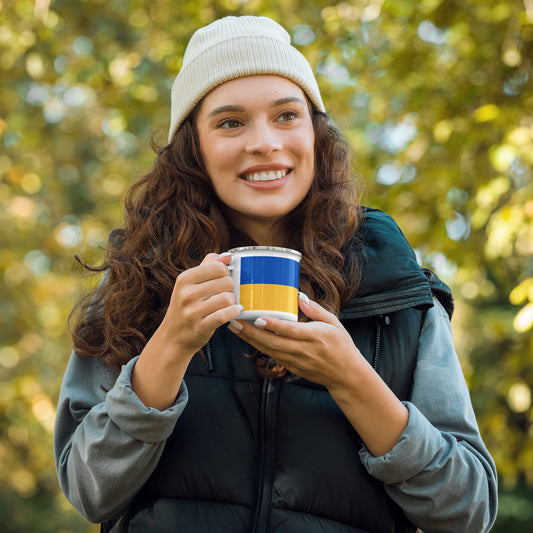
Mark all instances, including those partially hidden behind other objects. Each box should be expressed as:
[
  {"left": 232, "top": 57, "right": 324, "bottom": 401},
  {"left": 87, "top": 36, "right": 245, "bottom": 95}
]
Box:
[{"left": 240, "top": 256, "right": 299, "bottom": 288}]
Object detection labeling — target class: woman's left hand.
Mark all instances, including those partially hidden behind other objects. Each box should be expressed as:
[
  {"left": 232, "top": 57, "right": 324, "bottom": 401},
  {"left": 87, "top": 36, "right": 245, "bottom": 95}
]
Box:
[
  {"left": 227, "top": 292, "right": 410, "bottom": 457},
  {"left": 227, "top": 293, "right": 361, "bottom": 390}
]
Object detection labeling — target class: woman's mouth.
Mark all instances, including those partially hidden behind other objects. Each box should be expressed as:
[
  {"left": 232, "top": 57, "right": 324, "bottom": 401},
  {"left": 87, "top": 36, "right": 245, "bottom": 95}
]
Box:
[{"left": 240, "top": 169, "right": 290, "bottom": 182}]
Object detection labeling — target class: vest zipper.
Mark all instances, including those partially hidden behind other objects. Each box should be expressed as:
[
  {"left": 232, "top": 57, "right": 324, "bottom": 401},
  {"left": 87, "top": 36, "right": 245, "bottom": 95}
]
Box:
[
  {"left": 372, "top": 315, "right": 390, "bottom": 371},
  {"left": 252, "top": 378, "right": 279, "bottom": 533},
  {"left": 372, "top": 317, "right": 382, "bottom": 371}
]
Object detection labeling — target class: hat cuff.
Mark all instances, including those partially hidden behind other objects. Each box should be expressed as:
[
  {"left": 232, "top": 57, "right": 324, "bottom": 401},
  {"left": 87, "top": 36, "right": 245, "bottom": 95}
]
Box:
[{"left": 168, "top": 35, "right": 325, "bottom": 142}]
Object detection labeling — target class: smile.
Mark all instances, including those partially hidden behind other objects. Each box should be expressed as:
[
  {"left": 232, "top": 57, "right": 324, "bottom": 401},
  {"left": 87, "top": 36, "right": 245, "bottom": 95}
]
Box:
[{"left": 241, "top": 169, "right": 290, "bottom": 182}]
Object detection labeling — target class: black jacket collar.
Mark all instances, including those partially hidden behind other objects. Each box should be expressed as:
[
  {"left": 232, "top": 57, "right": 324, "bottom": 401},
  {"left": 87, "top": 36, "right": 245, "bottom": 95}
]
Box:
[{"left": 340, "top": 208, "right": 453, "bottom": 320}]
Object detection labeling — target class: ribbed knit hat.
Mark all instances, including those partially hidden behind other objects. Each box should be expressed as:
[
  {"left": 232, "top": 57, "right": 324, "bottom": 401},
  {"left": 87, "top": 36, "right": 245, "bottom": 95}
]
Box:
[{"left": 168, "top": 16, "right": 325, "bottom": 142}]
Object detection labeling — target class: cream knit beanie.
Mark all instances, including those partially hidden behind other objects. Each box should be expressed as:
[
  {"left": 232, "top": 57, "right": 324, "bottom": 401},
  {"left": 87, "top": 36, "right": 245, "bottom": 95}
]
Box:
[{"left": 168, "top": 16, "right": 326, "bottom": 142}]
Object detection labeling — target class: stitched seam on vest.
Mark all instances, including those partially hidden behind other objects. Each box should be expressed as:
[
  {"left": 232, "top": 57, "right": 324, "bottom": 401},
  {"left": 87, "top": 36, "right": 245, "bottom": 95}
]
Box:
[
  {"left": 349, "top": 284, "right": 430, "bottom": 304},
  {"left": 143, "top": 496, "right": 254, "bottom": 509},
  {"left": 283, "top": 380, "right": 328, "bottom": 391},
  {"left": 186, "top": 372, "right": 328, "bottom": 390},
  {"left": 340, "top": 292, "right": 433, "bottom": 319},
  {"left": 270, "top": 506, "right": 380, "bottom": 532}
]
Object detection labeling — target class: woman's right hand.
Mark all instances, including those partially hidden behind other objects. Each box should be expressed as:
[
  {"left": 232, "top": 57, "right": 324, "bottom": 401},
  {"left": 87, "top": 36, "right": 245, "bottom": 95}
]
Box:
[
  {"left": 159, "top": 252, "right": 242, "bottom": 360},
  {"left": 132, "top": 252, "right": 241, "bottom": 410}
]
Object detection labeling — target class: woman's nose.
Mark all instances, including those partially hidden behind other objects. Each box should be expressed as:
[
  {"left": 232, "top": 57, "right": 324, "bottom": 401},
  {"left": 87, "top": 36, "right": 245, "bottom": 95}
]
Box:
[{"left": 245, "top": 123, "right": 282, "bottom": 155}]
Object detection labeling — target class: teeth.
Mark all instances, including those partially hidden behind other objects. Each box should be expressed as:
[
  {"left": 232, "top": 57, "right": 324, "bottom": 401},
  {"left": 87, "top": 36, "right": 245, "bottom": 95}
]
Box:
[{"left": 243, "top": 170, "right": 287, "bottom": 182}]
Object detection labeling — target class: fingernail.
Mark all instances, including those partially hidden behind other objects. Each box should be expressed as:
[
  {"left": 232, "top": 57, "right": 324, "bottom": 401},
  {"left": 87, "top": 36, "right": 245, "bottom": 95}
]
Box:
[
  {"left": 220, "top": 251, "right": 232, "bottom": 257},
  {"left": 237, "top": 304, "right": 244, "bottom": 312},
  {"left": 254, "top": 318, "right": 267, "bottom": 327},
  {"left": 228, "top": 320, "right": 243, "bottom": 333},
  {"left": 298, "top": 292, "right": 310, "bottom": 305}
]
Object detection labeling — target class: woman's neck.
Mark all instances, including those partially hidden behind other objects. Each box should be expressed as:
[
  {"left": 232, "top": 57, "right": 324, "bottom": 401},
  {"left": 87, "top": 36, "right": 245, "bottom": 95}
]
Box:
[
  {"left": 229, "top": 214, "right": 287, "bottom": 247},
  {"left": 250, "top": 226, "right": 285, "bottom": 247}
]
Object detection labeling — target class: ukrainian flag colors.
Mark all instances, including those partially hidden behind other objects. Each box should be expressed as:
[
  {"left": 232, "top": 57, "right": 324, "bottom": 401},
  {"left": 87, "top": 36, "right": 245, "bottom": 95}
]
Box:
[{"left": 239, "top": 256, "right": 299, "bottom": 315}]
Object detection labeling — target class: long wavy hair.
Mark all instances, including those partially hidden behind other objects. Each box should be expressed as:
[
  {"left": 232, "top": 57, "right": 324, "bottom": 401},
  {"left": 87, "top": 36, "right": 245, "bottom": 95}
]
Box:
[{"left": 70, "top": 105, "right": 363, "bottom": 377}]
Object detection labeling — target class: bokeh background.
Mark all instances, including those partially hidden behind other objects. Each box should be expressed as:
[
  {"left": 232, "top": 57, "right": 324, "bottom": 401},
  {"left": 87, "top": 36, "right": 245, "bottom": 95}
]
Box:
[{"left": 1, "top": 0, "right": 532, "bottom": 531}]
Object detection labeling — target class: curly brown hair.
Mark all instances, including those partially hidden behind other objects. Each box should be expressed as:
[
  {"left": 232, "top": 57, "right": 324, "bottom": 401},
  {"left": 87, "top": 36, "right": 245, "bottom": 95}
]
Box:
[{"left": 70, "top": 106, "right": 363, "bottom": 377}]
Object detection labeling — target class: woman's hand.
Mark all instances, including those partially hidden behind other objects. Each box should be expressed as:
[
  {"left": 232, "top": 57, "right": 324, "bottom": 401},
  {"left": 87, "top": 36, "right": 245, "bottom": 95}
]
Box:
[
  {"left": 159, "top": 253, "right": 242, "bottom": 359},
  {"left": 227, "top": 293, "right": 361, "bottom": 389},
  {"left": 227, "top": 293, "right": 409, "bottom": 457},
  {"left": 132, "top": 253, "right": 241, "bottom": 410}
]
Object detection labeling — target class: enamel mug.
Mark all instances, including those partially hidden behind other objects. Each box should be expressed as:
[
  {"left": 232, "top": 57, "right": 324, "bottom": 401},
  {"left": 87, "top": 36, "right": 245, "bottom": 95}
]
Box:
[{"left": 228, "top": 246, "right": 302, "bottom": 322}]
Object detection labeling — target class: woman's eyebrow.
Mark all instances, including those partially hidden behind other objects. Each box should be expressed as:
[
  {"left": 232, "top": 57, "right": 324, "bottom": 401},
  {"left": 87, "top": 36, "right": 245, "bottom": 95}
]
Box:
[
  {"left": 207, "top": 97, "right": 306, "bottom": 119},
  {"left": 271, "top": 96, "right": 306, "bottom": 107},
  {"left": 207, "top": 104, "right": 246, "bottom": 119}
]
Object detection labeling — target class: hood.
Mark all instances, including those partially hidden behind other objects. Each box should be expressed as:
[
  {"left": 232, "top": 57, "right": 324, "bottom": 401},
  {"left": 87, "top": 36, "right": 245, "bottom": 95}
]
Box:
[{"left": 340, "top": 208, "right": 452, "bottom": 320}]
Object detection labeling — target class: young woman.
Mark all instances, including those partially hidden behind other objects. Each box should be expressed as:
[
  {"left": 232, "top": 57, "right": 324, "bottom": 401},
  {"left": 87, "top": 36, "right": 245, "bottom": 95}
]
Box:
[{"left": 54, "top": 16, "right": 498, "bottom": 533}]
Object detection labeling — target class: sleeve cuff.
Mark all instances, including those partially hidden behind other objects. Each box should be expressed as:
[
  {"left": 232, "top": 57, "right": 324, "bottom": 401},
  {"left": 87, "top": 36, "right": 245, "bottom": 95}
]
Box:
[
  {"left": 359, "top": 401, "right": 446, "bottom": 484},
  {"left": 105, "top": 356, "right": 188, "bottom": 443}
]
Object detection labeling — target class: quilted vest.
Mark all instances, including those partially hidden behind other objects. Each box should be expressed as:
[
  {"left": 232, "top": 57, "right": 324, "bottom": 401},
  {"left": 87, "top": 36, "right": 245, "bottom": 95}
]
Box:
[{"left": 104, "top": 209, "right": 452, "bottom": 533}]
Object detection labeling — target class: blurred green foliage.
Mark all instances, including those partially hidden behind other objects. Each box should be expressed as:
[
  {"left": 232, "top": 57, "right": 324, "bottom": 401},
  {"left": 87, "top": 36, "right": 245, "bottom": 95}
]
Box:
[{"left": 1, "top": 0, "right": 532, "bottom": 531}]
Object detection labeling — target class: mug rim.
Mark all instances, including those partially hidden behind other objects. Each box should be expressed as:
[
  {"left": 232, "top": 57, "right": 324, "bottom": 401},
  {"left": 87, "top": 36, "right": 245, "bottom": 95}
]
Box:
[{"left": 227, "top": 245, "right": 302, "bottom": 258}]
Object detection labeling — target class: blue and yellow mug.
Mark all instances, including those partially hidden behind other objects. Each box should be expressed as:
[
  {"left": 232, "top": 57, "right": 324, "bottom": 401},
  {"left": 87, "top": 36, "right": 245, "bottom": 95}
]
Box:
[{"left": 228, "top": 246, "right": 302, "bottom": 322}]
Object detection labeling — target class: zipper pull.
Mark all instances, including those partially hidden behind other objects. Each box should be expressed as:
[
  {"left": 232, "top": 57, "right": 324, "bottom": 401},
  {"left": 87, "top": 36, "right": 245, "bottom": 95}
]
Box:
[{"left": 206, "top": 341, "right": 214, "bottom": 372}]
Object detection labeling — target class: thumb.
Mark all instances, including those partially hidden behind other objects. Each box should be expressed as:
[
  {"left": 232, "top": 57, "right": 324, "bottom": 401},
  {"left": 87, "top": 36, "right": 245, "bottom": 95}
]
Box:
[
  {"left": 298, "top": 292, "right": 340, "bottom": 326},
  {"left": 201, "top": 252, "right": 232, "bottom": 266}
]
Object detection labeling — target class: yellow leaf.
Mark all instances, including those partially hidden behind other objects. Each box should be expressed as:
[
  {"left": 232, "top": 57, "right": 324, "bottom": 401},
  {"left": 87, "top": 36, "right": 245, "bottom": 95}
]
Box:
[
  {"left": 489, "top": 144, "right": 518, "bottom": 172},
  {"left": 513, "top": 303, "right": 533, "bottom": 332},
  {"left": 474, "top": 104, "right": 500, "bottom": 122},
  {"left": 507, "top": 382, "right": 531, "bottom": 413},
  {"left": 509, "top": 278, "right": 533, "bottom": 306}
]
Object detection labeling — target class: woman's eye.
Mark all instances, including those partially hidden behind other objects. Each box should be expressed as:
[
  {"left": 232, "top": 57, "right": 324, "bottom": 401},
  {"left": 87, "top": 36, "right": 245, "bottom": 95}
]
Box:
[
  {"left": 219, "top": 119, "right": 241, "bottom": 129},
  {"left": 278, "top": 111, "right": 298, "bottom": 122}
]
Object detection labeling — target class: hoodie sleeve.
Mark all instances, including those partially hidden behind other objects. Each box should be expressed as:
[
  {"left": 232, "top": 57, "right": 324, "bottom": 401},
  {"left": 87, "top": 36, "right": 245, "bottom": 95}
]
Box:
[
  {"left": 359, "top": 298, "right": 498, "bottom": 533},
  {"left": 54, "top": 352, "right": 188, "bottom": 523}
]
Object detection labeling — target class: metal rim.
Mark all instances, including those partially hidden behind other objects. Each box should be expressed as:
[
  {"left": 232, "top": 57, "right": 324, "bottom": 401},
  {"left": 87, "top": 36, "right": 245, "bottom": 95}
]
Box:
[{"left": 227, "top": 245, "right": 302, "bottom": 258}]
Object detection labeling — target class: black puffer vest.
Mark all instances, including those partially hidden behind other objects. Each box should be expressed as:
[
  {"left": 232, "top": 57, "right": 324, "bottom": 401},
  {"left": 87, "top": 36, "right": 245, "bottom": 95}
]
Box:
[{"left": 107, "top": 209, "right": 453, "bottom": 533}]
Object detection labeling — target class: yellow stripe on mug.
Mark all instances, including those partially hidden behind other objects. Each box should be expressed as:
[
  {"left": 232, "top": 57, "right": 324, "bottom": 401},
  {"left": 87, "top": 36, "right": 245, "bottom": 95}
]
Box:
[{"left": 239, "top": 284, "right": 299, "bottom": 315}]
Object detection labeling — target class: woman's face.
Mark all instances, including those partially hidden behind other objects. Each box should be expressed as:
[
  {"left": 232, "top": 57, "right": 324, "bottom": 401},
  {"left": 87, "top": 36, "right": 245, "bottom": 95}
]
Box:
[{"left": 196, "top": 75, "right": 315, "bottom": 244}]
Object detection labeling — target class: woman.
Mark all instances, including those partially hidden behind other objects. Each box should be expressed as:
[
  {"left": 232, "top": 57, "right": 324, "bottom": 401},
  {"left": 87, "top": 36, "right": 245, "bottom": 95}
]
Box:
[{"left": 54, "top": 15, "right": 498, "bottom": 533}]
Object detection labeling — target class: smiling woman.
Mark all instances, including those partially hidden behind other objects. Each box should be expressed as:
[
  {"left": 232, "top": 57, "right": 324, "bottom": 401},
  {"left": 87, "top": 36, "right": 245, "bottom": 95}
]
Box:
[{"left": 54, "top": 15, "right": 497, "bottom": 533}]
